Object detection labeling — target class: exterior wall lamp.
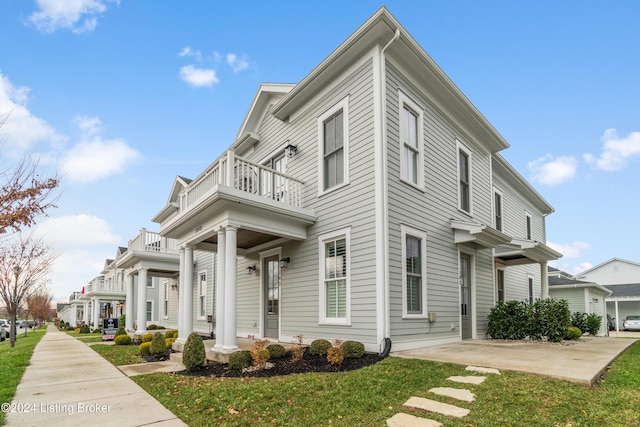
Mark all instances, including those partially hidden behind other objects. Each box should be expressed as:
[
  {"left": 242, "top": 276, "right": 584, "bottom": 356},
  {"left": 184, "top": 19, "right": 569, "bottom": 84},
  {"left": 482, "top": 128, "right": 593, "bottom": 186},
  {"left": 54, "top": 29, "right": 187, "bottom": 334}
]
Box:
[
  {"left": 246, "top": 265, "right": 257, "bottom": 275},
  {"left": 280, "top": 257, "right": 291, "bottom": 268},
  {"left": 284, "top": 144, "right": 298, "bottom": 158}
]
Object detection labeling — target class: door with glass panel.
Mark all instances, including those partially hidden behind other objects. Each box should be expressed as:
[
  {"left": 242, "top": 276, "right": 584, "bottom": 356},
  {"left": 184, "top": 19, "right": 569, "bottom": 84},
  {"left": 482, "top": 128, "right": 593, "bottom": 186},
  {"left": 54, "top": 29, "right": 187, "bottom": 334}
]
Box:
[
  {"left": 460, "top": 253, "right": 472, "bottom": 339},
  {"left": 263, "top": 255, "right": 280, "bottom": 338},
  {"left": 263, "top": 152, "right": 288, "bottom": 202}
]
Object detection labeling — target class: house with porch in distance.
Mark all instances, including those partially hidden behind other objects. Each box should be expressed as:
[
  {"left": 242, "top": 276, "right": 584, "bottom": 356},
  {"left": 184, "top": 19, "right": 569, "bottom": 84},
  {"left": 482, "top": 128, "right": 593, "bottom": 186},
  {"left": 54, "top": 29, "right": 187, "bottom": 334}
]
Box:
[
  {"left": 80, "top": 257, "right": 126, "bottom": 329},
  {"left": 150, "top": 6, "right": 561, "bottom": 357}
]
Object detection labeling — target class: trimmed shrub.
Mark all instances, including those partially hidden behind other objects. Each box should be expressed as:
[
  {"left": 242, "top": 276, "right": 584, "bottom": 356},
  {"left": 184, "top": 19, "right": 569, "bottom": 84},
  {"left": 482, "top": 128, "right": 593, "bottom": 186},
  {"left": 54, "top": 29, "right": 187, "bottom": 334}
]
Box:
[
  {"left": 80, "top": 324, "right": 90, "bottom": 334},
  {"left": 586, "top": 313, "right": 602, "bottom": 336},
  {"left": 487, "top": 298, "right": 570, "bottom": 342},
  {"left": 115, "top": 327, "right": 127, "bottom": 337},
  {"left": 571, "top": 312, "right": 588, "bottom": 334},
  {"left": 141, "top": 333, "right": 153, "bottom": 343},
  {"left": 165, "top": 337, "right": 176, "bottom": 349},
  {"left": 150, "top": 332, "right": 166, "bottom": 355},
  {"left": 565, "top": 326, "right": 582, "bottom": 340},
  {"left": 487, "top": 300, "right": 529, "bottom": 340},
  {"left": 114, "top": 334, "right": 132, "bottom": 346},
  {"left": 147, "top": 324, "right": 158, "bottom": 330},
  {"left": 267, "top": 344, "right": 286, "bottom": 359},
  {"left": 138, "top": 341, "right": 151, "bottom": 356},
  {"left": 309, "top": 339, "right": 332, "bottom": 356},
  {"left": 342, "top": 340, "right": 365, "bottom": 358},
  {"left": 164, "top": 330, "right": 178, "bottom": 339},
  {"left": 182, "top": 332, "right": 206, "bottom": 371},
  {"left": 228, "top": 350, "right": 253, "bottom": 370}
]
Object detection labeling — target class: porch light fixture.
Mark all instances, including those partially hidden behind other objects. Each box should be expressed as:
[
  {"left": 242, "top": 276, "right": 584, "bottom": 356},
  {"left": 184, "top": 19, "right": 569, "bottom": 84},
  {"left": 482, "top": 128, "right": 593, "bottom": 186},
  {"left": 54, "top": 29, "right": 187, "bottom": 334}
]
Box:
[
  {"left": 246, "top": 265, "right": 257, "bottom": 276},
  {"left": 171, "top": 283, "right": 178, "bottom": 291},
  {"left": 284, "top": 143, "right": 298, "bottom": 158},
  {"left": 280, "top": 257, "right": 291, "bottom": 268}
]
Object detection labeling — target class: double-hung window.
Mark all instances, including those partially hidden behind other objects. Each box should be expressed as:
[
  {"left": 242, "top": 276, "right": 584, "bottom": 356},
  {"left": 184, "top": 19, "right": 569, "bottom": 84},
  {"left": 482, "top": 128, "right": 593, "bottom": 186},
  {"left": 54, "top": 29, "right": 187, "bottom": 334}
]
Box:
[
  {"left": 496, "top": 268, "right": 505, "bottom": 303},
  {"left": 318, "top": 97, "right": 349, "bottom": 194},
  {"left": 198, "top": 271, "right": 207, "bottom": 319},
  {"left": 163, "top": 281, "right": 169, "bottom": 318},
  {"left": 525, "top": 212, "right": 532, "bottom": 240},
  {"left": 458, "top": 143, "right": 472, "bottom": 214},
  {"left": 146, "top": 301, "right": 153, "bottom": 322},
  {"left": 319, "top": 228, "right": 350, "bottom": 324},
  {"left": 399, "top": 92, "right": 424, "bottom": 188},
  {"left": 401, "top": 225, "right": 428, "bottom": 318},
  {"left": 494, "top": 190, "right": 503, "bottom": 231}
]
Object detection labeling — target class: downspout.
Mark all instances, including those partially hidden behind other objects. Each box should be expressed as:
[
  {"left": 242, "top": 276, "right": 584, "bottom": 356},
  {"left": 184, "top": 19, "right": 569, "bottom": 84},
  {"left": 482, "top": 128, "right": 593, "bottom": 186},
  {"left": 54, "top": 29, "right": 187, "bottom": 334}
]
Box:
[{"left": 376, "top": 28, "right": 400, "bottom": 357}]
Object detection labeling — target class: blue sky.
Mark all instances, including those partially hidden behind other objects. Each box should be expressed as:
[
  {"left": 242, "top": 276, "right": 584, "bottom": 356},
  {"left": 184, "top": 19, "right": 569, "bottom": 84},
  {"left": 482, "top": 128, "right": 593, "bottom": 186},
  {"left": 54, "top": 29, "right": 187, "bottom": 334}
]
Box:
[{"left": 1, "top": 1, "right": 639, "bottom": 302}]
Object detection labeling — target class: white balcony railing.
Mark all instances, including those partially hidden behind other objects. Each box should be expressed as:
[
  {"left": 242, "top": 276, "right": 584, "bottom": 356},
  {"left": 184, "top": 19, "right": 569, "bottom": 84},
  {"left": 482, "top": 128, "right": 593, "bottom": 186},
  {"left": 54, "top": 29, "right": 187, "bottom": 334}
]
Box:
[
  {"left": 128, "top": 229, "right": 178, "bottom": 254},
  {"left": 180, "top": 150, "right": 303, "bottom": 213},
  {"left": 86, "top": 277, "right": 124, "bottom": 294}
]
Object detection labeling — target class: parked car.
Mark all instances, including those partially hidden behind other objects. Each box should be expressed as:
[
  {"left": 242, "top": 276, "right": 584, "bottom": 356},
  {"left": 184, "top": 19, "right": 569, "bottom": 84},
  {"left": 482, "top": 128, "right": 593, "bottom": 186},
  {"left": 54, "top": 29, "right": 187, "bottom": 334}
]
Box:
[{"left": 622, "top": 315, "right": 640, "bottom": 331}]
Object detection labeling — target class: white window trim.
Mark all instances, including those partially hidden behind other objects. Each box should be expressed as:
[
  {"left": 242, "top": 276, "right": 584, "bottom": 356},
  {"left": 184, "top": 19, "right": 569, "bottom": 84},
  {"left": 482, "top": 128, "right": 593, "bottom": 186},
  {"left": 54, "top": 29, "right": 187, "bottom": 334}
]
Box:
[
  {"left": 318, "top": 96, "right": 349, "bottom": 196},
  {"left": 146, "top": 300, "right": 154, "bottom": 322},
  {"left": 398, "top": 91, "right": 424, "bottom": 190},
  {"left": 495, "top": 266, "right": 506, "bottom": 303},
  {"left": 197, "top": 269, "right": 207, "bottom": 320},
  {"left": 401, "top": 224, "right": 428, "bottom": 319},
  {"left": 525, "top": 211, "right": 532, "bottom": 240},
  {"left": 527, "top": 274, "right": 535, "bottom": 303},
  {"left": 456, "top": 140, "right": 473, "bottom": 216},
  {"left": 146, "top": 276, "right": 154, "bottom": 288},
  {"left": 163, "top": 281, "right": 169, "bottom": 319},
  {"left": 318, "top": 227, "right": 351, "bottom": 326},
  {"left": 493, "top": 188, "right": 503, "bottom": 232}
]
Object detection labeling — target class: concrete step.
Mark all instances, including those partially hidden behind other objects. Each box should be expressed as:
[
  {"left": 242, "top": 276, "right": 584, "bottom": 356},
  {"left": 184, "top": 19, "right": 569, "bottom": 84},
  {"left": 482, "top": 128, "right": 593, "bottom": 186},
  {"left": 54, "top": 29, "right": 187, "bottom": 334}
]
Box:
[
  {"left": 387, "top": 412, "right": 443, "bottom": 427},
  {"left": 466, "top": 366, "right": 500, "bottom": 375},
  {"left": 170, "top": 352, "right": 183, "bottom": 364},
  {"left": 428, "top": 387, "right": 475, "bottom": 402},
  {"left": 403, "top": 396, "right": 470, "bottom": 418},
  {"left": 447, "top": 375, "right": 486, "bottom": 385}
]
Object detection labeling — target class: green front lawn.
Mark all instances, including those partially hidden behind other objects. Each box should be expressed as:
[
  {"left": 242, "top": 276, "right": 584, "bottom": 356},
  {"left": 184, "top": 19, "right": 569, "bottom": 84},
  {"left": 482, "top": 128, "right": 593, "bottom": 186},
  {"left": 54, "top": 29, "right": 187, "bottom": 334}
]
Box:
[
  {"left": 0, "top": 328, "right": 45, "bottom": 426},
  {"left": 125, "top": 341, "right": 640, "bottom": 426},
  {"left": 90, "top": 343, "right": 142, "bottom": 366}
]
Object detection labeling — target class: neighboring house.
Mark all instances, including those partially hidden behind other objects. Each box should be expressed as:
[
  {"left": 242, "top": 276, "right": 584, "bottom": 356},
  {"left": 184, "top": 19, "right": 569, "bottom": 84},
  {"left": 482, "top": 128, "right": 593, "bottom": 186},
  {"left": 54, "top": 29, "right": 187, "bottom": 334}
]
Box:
[
  {"left": 150, "top": 6, "right": 561, "bottom": 356},
  {"left": 575, "top": 258, "right": 640, "bottom": 330},
  {"left": 548, "top": 267, "right": 611, "bottom": 336},
  {"left": 81, "top": 257, "right": 126, "bottom": 329},
  {"left": 59, "top": 291, "right": 84, "bottom": 327}
]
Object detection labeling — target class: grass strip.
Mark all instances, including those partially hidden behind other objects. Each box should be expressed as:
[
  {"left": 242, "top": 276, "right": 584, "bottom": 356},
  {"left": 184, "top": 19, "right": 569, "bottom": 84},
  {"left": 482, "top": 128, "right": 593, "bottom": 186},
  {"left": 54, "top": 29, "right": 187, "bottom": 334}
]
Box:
[{"left": 90, "top": 343, "right": 142, "bottom": 366}]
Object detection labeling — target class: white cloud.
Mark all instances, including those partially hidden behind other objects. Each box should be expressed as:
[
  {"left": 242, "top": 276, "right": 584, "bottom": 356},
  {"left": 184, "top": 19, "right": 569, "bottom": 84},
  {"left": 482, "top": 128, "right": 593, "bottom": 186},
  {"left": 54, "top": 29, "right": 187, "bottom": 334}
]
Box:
[
  {"left": 0, "top": 72, "right": 66, "bottom": 153},
  {"left": 61, "top": 137, "right": 140, "bottom": 183},
  {"left": 178, "top": 46, "right": 202, "bottom": 61},
  {"left": 547, "top": 241, "right": 590, "bottom": 259},
  {"left": 28, "top": 0, "right": 117, "bottom": 34},
  {"left": 35, "top": 214, "right": 120, "bottom": 246},
  {"left": 583, "top": 128, "right": 640, "bottom": 171},
  {"left": 528, "top": 154, "right": 577, "bottom": 186},
  {"left": 226, "top": 53, "right": 249, "bottom": 73},
  {"left": 72, "top": 114, "right": 103, "bottom": 136},
  {"left": 179, "top": 65, "right": 219, "bottom": 87}
]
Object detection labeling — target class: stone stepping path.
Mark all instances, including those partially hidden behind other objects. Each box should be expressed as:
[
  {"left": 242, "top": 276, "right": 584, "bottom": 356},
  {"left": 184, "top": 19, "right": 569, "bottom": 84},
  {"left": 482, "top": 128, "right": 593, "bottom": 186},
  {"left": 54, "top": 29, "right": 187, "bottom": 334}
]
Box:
[{"left": 387, "top": 365, "right": 501, "bottom": 426}]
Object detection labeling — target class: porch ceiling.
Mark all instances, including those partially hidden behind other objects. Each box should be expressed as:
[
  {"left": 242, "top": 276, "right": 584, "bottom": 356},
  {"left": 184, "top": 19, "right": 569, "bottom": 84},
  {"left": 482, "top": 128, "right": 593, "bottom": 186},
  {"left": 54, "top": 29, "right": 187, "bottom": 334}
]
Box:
[
  {"left": 451, "top": 220, "right": 512, "bottom": 249},
  {"left": 200, "top": 229, "right": 280, "bottom": 251},
  {"left": 495, "top": 238, "right": 562, "bottom": 266}
]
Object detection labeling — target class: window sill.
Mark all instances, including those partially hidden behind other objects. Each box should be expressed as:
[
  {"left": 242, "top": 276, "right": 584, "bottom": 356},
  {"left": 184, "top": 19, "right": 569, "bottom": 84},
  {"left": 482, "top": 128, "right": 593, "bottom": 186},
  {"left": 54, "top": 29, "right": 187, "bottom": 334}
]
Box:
[
  {"left": 318, "top": 181, "right": 349, "bottom": 198},
  {"left": 319, "top": 320, "right": 351, "bottom": 327},
  {"left": 402, "top": 314, "right": 428, "bottom": 320},
  {"left": 399, "top": 178, "right": 425, "bottom": 193}
]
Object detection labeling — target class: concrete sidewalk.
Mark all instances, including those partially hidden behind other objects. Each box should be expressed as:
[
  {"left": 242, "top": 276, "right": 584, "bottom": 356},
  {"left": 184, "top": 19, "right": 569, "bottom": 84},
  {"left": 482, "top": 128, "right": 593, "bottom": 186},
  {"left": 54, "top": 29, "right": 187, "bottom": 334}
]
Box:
[
  {"left": 5, "top": 325, "right": 186, "bottom": 427},
  {"left": 393, "top": 336, "right": 637, "bottom": 385}
]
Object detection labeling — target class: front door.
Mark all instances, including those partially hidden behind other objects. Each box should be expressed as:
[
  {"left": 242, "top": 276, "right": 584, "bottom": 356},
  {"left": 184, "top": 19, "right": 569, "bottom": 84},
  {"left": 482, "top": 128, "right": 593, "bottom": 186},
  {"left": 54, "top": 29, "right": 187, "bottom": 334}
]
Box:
[
  {"left": 263, "top": 255, "right": 280, "bottom": 338},
  {"left": 460, "top": 253, "right": 472, "bottom": 339}
]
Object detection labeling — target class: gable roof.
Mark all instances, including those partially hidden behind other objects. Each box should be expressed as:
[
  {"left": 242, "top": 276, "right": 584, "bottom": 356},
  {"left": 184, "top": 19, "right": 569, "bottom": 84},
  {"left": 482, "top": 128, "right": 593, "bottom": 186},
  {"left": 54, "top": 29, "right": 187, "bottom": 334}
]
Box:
[
  {"left": 576, "top": 257, "right": 640, "bottom": 276},
  {"left": 549, "top": 276, "right": 612, "bottom": 295},
  {"left": 605, "top": 283, "right": 640, "bottom": 298},
  {"left": 152, "top": 175, "right": 192, "bottom": 223},
  {"left": 234, "top": 83, "right": 295, "bottom": 143}
]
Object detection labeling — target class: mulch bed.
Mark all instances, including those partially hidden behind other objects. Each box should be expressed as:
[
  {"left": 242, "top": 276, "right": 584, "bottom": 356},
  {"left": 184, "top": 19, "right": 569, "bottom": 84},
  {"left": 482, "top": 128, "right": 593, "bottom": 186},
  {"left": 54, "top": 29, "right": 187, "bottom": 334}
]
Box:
[{"left": 177, "top": 348, "right": 385, "bottom": 378}]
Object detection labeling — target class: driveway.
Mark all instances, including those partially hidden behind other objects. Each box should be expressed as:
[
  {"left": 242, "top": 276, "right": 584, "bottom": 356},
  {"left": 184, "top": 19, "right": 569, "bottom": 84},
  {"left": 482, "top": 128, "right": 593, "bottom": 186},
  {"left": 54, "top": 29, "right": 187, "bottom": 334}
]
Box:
[{"left": 392, "top": 336, "right": 637, "bottom": 385}]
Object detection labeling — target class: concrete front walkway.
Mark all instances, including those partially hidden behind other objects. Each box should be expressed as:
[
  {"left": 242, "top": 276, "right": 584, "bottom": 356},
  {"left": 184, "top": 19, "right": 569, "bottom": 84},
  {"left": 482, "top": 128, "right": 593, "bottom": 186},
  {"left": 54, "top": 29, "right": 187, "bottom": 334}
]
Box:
[
  {"left": 5, "top": 325, "right": 186, "bottom": 427},
  {"left": 393, "top": 336, "right": 637, "bottom": 385}
]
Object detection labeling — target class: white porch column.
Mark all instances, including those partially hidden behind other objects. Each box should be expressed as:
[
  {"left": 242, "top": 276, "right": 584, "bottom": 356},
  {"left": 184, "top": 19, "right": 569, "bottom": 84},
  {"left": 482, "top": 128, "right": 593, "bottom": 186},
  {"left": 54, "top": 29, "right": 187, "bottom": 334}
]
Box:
[
  {"left": 71, "top": 305, "right": 78, "bottom": 326},
  {"left": 177, "top": 247, "right": 185, "bottom": 341},
  {"left": 82, "top": 301, "right": 88, "bottom": 323},
  {"left": 615, "top": 299, "right": 620, "bottom": 332},
  {"left": 213, "top": 227, "right": 226, "bottom": 351},
  {"left": 136, "top": 268, "right": 148, "bottom": 334},
  {"left": 223, "top": 225, "right": 238, "bottom": 352},
  {"left": 540, "top": 261, "right": 549, "bottom": 299},
  {"left": 92, "top": 298, "right": 100, "bottom": 329},
  {"left": 181, "top": 246, "right": 194, "bottom": 341},
  {"left": 126, "top": 273, "right": 134, "bottom": 330}
]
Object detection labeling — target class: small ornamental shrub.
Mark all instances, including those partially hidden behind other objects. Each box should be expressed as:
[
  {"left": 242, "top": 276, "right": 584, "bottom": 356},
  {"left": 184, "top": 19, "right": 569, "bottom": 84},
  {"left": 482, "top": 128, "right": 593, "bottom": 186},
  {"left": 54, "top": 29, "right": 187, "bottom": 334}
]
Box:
[
  {"left": 565, "top": 326, "right": 582, "bottom": 340},
  {"left": 250, "top": 340, "right": 271, "bottom": 367},
  {"left": 342, "top": 340, "right": 365, "bottom": 358},
  {"left": 74, "top": 327, "right": 81, "bottom": 334},
  {"left": 150, "top": 332, "right": 166, "bottom": 355},
  {"left": 182, "top": 332, "right": 206, "bottom": 371},
  {"left": 291, "top": 334, "right": 305, "bottom": 362},
  {"left": 80, "top": 324, "right": 90, "bottom": 334},
  {"left": 164, "top": 330, "right": 178, "bottom": 339},
  {"left": 267, "top": 344, "right": 286, "bottom": 359},
  {"left": 165, "top": 337, "right": 176, "bottom": 349},
  {"left": 138, "top": 341, "right": 151, "bottom": 356},
  {"left": 114, "top": 335, "right": 132, "bottom": 346},
  {"left": 147, "top": 324, "right": 158, "bottom": 330},
  {"left": 586, "top": 313, "right": 602, "bottom": 336},
  {"left": 309, "top": 339, "right": 332, "bottom": 356},
  {"left": 571, "top": 312, "right": 589, "bottom": 334},
  {"left": 228, "top": 350, "right": 253, "bottom": 370},
  {"left": 92, "top": 327, "right": 102, "bottom": 333},
  {"left": 115, "top": 327, "right": 127, "bottom": 337},
  {"left": 141, "top": 333, "right": 153, "bottom": 343},
  {"left": 327, "top": 339, "right": 344, "bottom": 365}
]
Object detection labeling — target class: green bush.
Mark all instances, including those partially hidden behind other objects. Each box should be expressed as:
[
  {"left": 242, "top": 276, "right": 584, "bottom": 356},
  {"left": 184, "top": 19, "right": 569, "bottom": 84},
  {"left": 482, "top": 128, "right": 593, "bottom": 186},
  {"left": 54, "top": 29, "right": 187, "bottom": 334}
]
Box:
[
  {"left": 487, "top": 298, "right": 570, "bottom": 342},
  {"left": 141, "top": 333, "right": 153, "bottom": 343},
  {"left": 80, "top": 324, "right": 90, "bottom": 334},
  {"left": 138, "top": 341, "right": 151, "bottom": 356},
  {"left": 487, "top": 300, "right": 530, "bottom": 340},
  {"left": 228, "top": 350, "right": 253, "bottom": 370},
  {"left": 565, "top": 326, "right": 582, "bottom": 340},
  {"left": 586, "top": 313, "right": 602, "bottom": 335},
  {"left": 267, "top": 344, "right": 286, "bottom": 359},
  {"left": 114, "top": 334, "right": 132, "bottom": 345},
  {"left": 309, "top": 339, "right": 332, "bottom": 356},
  {"left": 182, "top": 332, "right": 206, "bottom": 371},
  {"left": 571, "top": 312, "right": 588, "bottom": 334},
  {"left": 165, "top": 337, "right": 176, "bottom": 349},
  {"left": 115, "top": 327, "right": 127, "bottom": 337},
  {"left": 147, "top": 324, "right": 158, "bottom": 330},
  {"left": 164, "top": 330, "right": 178, "bottom": 339},
  {"left": 150, "top": 332, "right": 166, "bottom": 355},
  {"left": 342, "top": 340, "right": 365, "bottom": 358}
]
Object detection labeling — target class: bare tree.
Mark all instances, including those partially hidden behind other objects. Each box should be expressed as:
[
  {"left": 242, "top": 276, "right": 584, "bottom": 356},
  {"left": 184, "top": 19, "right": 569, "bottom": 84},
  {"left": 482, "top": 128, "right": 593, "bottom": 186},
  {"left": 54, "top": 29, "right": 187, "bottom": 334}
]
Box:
[
  {"left": 0, "top": 234, "right": 55, "bottom": 347},
  {"left": 26, "top": 287, "right": 53, "bottom": 330}
]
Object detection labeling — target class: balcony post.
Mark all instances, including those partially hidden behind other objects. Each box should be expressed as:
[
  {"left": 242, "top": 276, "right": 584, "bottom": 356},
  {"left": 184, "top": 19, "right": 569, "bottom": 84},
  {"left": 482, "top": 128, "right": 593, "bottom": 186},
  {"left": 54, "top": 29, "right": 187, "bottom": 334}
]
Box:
[
  {"left": 141, "top": 228, "right": 147, "bottom": 249},
  {"left": 225, "top": 150, "right": 235, "bottom": 187}
]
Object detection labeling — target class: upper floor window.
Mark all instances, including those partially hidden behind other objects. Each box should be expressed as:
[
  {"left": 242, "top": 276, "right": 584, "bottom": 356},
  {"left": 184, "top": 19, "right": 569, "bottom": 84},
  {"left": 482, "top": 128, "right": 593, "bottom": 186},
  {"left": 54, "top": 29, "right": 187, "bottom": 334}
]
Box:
[
  {"left": 494, "top": 190, "right": 503, "bottom": 231},
  {"left": 146, "top": 276, "right": 153, "bottom": 288},
  {"left": 318, "top": 228, "right": 351, "bottom": 325},
  {"left": 318, "top": 97, "right": 349, "bottom": 194},
  {"left": 525, "top": 212, "right": 532, "bottom": 240},
  {"left": 401, "top": 225, "right": 428, "bottom": 318},
  {"left": 399, "top": 92, "right": 424, "bottom": 188},
  {"left": 458, "top": 142, "right": 472, "bottom": 214}
]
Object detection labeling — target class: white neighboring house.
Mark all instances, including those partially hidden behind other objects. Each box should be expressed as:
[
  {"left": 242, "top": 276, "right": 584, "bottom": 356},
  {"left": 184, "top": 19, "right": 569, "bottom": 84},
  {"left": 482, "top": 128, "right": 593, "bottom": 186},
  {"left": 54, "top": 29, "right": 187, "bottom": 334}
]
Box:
[
  {"left": 150, "top": 6, "right": 562, "bottom": 357},
  {"left": 80, "top": 257, "right": 126, "bottom": 330},
  {"left": 548, "top": 267, "right": 611, "bottom": 336},
  {"left": 574, "top": 258, "right": 640, "bottom": 331},
  {"left": 59, "top": 291, "right": 84, "bottom": 327}
]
